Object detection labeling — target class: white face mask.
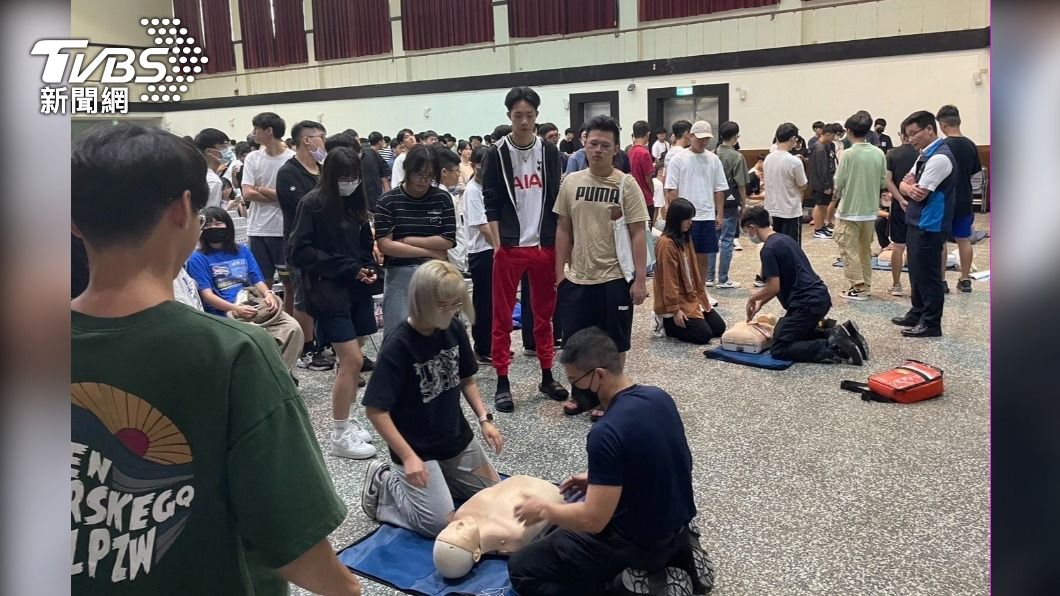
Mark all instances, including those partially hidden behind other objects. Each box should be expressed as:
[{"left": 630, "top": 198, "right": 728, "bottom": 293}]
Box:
[
  {"left": 338, "top": 180, "right": 361, "bottom": 196},
  {"left": 310, "top": 146, "right": 327, "bottom": 162}
]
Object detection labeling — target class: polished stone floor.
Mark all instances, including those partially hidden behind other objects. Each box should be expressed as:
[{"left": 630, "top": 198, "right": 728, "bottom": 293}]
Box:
[{"left": 292, "top": 214, "right": 990, "bottom": 596}]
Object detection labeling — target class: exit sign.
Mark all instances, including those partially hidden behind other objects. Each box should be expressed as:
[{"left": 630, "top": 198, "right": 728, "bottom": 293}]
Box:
[{"left": 676, "top": 86, "right": 694, "bottom": 96}]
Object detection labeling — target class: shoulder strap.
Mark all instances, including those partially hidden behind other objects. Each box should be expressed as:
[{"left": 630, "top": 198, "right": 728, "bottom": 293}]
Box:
[{"left": 839, "top": 380, "right": 895, "bottom": 403}]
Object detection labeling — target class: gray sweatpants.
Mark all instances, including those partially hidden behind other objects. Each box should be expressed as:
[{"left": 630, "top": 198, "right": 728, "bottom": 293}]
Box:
[
  {"left": 377, "top": 440, "right": 498, "bottom": 537},
  {"left": 382, "top": 265, "right": 418, "bottom": 339}
]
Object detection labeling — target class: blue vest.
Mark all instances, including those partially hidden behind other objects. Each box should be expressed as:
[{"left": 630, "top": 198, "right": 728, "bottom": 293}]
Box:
[{"left": 907, "top": 139, "right": 956, "bottom": 233}]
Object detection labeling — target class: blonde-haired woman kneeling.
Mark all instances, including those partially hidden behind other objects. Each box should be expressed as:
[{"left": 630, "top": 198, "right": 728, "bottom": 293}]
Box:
[{"left": 361, "top": 260, "right": 505, "bottom": 537}]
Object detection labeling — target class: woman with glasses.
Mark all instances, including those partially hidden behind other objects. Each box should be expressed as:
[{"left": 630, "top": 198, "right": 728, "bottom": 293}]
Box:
[
  {"left": 289, "top": 146, "right": 380, "bottom": 460},
  {"left": 374, "top": 144, "right": 457, "bottom": 338},
  {"left": 361, "top": 260, "right": 504, "bottom": 538}
]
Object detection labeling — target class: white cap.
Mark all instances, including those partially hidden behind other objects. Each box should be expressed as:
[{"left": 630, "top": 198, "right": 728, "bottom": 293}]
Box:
[{"left": 691, "top": 120, "right": 714, "bottom": 138}]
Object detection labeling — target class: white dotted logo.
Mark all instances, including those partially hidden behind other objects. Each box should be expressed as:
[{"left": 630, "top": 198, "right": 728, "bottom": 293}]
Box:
[{"left": 137, "top": 17, "right": 204, "bottom": 104}]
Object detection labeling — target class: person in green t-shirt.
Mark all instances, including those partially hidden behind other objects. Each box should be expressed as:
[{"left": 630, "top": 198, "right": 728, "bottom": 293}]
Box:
[
  {"left": 833, "top": 112, "right": 889, "bottom": 301},
  {"left": 71, "top": 123, "right": 361, "bottom": 595}
]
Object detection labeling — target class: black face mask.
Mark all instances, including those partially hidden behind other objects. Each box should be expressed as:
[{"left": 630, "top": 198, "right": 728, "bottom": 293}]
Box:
[{"left": 202, "top": 228, "right": 230, "bottom": 245}]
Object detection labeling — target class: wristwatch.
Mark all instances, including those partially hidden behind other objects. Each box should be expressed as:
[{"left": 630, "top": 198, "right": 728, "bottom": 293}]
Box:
[{"left": 478, "top": 412, "right": 493, "bottom": 423}]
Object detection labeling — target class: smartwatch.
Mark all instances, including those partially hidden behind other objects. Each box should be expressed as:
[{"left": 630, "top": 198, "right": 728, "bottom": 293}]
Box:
[{"left": 478, "top": 412, "right": 493, "bottom": 423}]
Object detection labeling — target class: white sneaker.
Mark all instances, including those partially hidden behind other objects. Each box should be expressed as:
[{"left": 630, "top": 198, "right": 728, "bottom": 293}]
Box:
[
  {"left": 347, "top": 421, "right": 374, "bottom": 443},
  {"left": 331, "top": 429, "right": 377, "bottom": 460},
  {"left": 716, "top": 280, "right": 741, "bottom": 289},
  {"left": 889, "top": 284, "right": 904, "bottom": 297},
  {"left": 733, "top": 238, "right": 743, "bottom": 251},
  {"left": 705, "top": 280, "right": 715, "bottom": 287},
  {"left": 651, "top": 314, "right": 665, "bottom": 338}
]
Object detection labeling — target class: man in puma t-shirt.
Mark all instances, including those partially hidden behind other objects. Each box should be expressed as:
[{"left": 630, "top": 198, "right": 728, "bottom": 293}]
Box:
[{"left": 481, "top": 86, "right": 569, "bottom": 413}]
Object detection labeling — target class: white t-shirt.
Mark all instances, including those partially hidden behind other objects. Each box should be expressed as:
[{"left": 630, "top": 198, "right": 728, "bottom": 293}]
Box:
[
  {"left": 242, "top": 148, "right": 294, "bottom": 237},
  {"left": 463, "top": 179, "right": 491, "bottom": 255},
  {"left": 507, "top": 136, "right": 544, "bottom": 247},
  {"left": 205, "top": 168, "right": 223, "bottom": 209},
  {"left": 652, "top": 178, "right": 664, "bottom": 207},
  {"left": 173, "top": 269, "right": 203, "bottom": 311},
  {"left": 391, "top": 152, "right": 407, "bottom": 185},
  {"left": 763, "top": 150, "right": 808, "bottom": 219},
  {"left": 664, "top": 144, "right": 685, "bottom": 168},
  {"left": 652, "top": 140, "right": 670, "bottom": 160},
  {"left": 664, "top": 148, "right": 729, "bottom": 221}
]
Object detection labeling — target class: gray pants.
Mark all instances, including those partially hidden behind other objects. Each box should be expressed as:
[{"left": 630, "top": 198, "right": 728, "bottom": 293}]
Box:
[
  {"left": 377, "top": 440, "right": 498, "bottom": 537},
  {"left": 382, "top": 265, "right": 418, "bottom": 339}
]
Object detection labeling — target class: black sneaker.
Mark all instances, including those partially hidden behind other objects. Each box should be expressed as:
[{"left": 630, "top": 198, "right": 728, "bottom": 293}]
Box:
[
  {"left": 842, "top": 320, "right": 869, "bottom": 361},
  {"left": 958, "top": 278, "right": 972, "bottom": 293},
  {"left": 828, "top": 326, "right": 864, "bottom": 365},
  {"left": 358, "top": 375, "right": 367, "bottom": 388},
  {"left": 307, "top": 351, "right": 334, "bottom": 371},
  {"left": 476, "top": 352, "right": 493, "bottom": 364},
  {"left": 361, "top": 356, "right": 375, "bottom": 372},
  {"left": 618, "top": 567, "right": 694, "bottom": 596},
  {"left": 944, "top": 281, "right": 951, "bottom": 294}
]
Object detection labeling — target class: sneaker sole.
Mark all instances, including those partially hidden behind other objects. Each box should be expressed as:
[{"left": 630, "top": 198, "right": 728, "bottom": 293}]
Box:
[
  {"left": 841, "top": 293, "right": 869, "bottom": 301},
  {"left": 331, "top": 446, "right": 377, "bottom": 460},
  {"left": 621, "top": 567, "right": 695, "bottom": 596},
  {"left": 307, "top": 364, "right": 335, "bottom": 371},
  {"left": 361, "top": 460, "right": 386, "bottom": 520}
]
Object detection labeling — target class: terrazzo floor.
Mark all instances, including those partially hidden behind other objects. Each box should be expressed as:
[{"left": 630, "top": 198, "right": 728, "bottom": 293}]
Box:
[{"left": 292, "top": 214, "right": 991, "bottom": 596}]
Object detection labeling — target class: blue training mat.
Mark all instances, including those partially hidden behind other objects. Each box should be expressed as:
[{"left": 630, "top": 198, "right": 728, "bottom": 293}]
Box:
[
  {"left": 703, "top": 347, "right": 794, "bottom": 370},
  {"left": 338, "top": 523, "right": 515, "bottom": 596}
]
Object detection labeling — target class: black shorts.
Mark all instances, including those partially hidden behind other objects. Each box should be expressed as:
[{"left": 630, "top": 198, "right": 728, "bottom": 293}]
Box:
[
  {"left": 557, "top": 278, "right": 633, "bottom": 352},
  {"left": 772, "top": 216, "right": 803, "bottom": 244},
  {"left": 812, "top": 191, "right": 832, "bottom": 206},
  {"left": 314, "top": 294, "right": 377, "bottom": 346},
  {"left": 889, "top": 206, "right": 907, "bottom": 245}
]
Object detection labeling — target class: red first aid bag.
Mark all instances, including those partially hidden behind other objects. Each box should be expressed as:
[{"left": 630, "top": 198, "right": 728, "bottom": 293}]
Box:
[{"left": 840, "top": 359, "right": 944, "bottom": 404}]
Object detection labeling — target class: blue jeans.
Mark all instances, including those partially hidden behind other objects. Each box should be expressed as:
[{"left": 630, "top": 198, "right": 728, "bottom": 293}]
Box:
[{"left": 707, "top": 210, "right": 740, "bottom": 283}]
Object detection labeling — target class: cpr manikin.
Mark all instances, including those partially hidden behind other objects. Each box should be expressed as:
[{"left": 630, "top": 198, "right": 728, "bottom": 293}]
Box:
[
  {"left": 433, "top": 475, "right": 565, "bottom": 579},
  {"left": 720, "top": 312, "right": 779, "bottom": 354}
]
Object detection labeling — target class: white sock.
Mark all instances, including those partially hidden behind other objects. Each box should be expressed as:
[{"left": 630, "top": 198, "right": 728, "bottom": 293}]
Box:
[{"left": 333, "top": 419, "right": 349, "bottom": 436}]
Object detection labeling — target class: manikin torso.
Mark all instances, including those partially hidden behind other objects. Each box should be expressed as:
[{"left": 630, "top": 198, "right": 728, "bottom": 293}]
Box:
[{"left": 451, "top": 475, "right": 564, "bottom": 554}]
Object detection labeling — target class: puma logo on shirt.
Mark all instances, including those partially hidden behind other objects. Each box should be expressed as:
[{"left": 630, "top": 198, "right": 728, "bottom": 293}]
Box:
[{"left": 575, "top": 186, "right": 620, "bottom": 204}]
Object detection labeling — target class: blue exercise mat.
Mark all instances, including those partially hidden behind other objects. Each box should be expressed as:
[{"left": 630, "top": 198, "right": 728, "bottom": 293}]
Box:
[
  {"left": 703, "top": 347, "right": 794, "bottom": 370},
  {"left": 338, "top": 524, "right": 514, "bottom": 596}
]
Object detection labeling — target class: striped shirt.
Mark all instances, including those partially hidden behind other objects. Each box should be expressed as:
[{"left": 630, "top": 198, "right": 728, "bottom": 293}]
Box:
[{"left": 374, "top": 185, "right": 456, "bottom": 267}]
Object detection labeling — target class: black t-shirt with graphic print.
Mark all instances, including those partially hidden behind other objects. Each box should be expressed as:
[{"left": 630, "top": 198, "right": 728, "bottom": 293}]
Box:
[{"left": 362, "top": 318, "right": 478, "bottom": 465}]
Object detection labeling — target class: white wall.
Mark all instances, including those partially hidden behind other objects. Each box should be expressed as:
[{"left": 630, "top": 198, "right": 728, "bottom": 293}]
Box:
[
  {"left": 163, "top": 48, "right": 991, "bottom": 147},
  {"left": 179, "top": 0, "right": 989, "bottom": 103}
]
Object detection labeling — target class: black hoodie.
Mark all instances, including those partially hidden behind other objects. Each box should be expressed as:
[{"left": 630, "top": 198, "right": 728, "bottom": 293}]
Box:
[{"left": 481, "top": 136, "right": 563, "bottom": 247}]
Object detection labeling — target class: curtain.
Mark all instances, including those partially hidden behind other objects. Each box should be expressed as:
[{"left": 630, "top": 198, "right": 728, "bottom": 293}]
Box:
[
  {"left": 239, "top": 0, "right": 275, "bottom": 69},
  {"left": 273, "top": 0, "right": 308, "bottom": 65},
  {"left": 509, "top": 0, "right": 615, "bottom": 38},
  {"left": 201, "top": 0, "right": 237, "bottom": 73},
  {"left": 639, "top": 0, "right": 778, "bottom": 22},
  {"left": 401, "top": 0, "right": 493, "bottom": 52},
  {"left": 313, "top": 0, "right": 392, "bottom": 60}
]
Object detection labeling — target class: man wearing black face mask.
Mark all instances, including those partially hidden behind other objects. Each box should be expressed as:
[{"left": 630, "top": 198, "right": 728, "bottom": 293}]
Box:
[
  {"left": 194, "top": 128, "right": 233, "bottom": 208},
  {"left": 874, "top": 118, "right": 894, "bottom": 153},
  {"left": 510, "top": 327, "right": 713, "bottom": 596},
  {"left": 278, "top": 120, "right": 330, "bottom": 370}
]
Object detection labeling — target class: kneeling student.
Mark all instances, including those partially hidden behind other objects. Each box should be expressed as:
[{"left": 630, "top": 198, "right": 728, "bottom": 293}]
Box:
[
  {"left": 653, "top": 198, "right": 727, "bottom": 344},
  {"left": 740, "top": 205, "right": 868, "bottom": 364},
  {"left": 361, "top": 260, "right": 505, "bottom": 537},
  {"left": 509, "top": 328, "right": 712, "bottom": 596}
]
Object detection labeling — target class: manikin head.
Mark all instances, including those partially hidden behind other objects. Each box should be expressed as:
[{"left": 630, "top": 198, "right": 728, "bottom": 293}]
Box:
[{"left": 433, "top": 517, "right": 482, "bottom": 579}]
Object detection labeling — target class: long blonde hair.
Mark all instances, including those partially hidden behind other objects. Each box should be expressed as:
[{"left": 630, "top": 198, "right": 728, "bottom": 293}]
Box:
[{"left": 407, "top": 260, "right": 474, "bottom": 330}]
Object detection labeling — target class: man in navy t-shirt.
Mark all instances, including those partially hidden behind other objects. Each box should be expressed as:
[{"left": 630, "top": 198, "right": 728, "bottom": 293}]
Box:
[
  {"left": 741, "top": 205, "right": 867, "bottom": 364},
  {"left": 509, "top": 328, "right": 713, "bottom": 595}
]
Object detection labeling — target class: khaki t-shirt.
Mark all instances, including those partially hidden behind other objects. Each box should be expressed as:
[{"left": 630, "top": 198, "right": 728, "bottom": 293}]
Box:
[{"left": 554, "top": 169, "right": 649, "bottom": 285}]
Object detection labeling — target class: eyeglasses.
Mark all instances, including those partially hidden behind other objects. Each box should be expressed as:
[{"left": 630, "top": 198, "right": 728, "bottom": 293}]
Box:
[
  {"left": 905, "top": 127, "right": 923, "bottom": 137},
  {"left": 567, "top": 368, "right": 596, "bottom": 388},
  {"left": 437, "top": 299, "right": 463, "bottom": 311},
  {"left": 409, "top": 172, "right": 437, "bottom": 184}
]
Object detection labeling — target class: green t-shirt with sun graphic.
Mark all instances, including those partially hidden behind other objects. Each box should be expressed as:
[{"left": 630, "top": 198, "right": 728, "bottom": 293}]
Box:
[{"left": 71, "top": 300, "right": 346, "bottom": 595}]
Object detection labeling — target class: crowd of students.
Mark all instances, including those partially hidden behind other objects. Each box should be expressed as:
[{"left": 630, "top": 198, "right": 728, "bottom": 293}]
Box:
[{"left": 70, "top": 86, "right": 980, "bottom": 595}]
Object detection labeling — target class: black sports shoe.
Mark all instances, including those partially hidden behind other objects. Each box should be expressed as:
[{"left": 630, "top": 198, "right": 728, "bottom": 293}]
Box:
[
  {"left": 828, "top": 326, "right": 864, "bottom": 365},
  {"left": 842, "top": 320, "right": 869, "bottom": 361},
  {"left": 307, "top": 351, "right": 334, "bottom": 371},
  {"left": 476, "top": 352, "right": 493, "bottom": 364},
  {"left": 361, "top": 356, "right": 375, "bottom": 372},
  {"left": 618, "top": 567, "right": 694, "bottom": 596}
]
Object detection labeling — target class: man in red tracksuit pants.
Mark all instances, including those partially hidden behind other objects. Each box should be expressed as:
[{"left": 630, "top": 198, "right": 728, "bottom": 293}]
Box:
[{"left": 482, "top": 86, "right": 569, "bottom": 413}]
